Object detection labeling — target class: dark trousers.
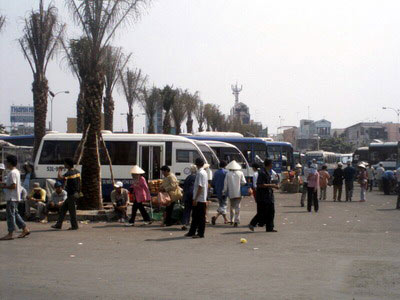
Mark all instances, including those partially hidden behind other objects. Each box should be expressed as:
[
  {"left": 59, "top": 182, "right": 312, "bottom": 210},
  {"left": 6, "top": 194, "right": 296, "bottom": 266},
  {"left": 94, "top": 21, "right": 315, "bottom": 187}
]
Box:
[
  {"left": 307, "top": 187, "right": 319, "bottom": 212},
  {"left": 368, "top": 179, "right": 374, "bottom": 191},
  {"left": 188, "top": 202, "right": 206, "bottom": 237},
  {"left": 181, "top": 200, "right": 193, "bottom": 225},
  {"left": 250, "top": 201, "right": 275, "bottom": 231},
  {"left": 345, "top": 181, "right": 354, "bottom": 201},
  {"left": 55, "top": 195, "right": 78, "bottom": 229},
  {"left": 165, "top": 201, "right": 176, "bottom": 226},
  {"left": 396, "top": 183, "right": 400, "bottom": 209},
  {"left": 129, "top": 202, "right": 150, "bottom": 223}
]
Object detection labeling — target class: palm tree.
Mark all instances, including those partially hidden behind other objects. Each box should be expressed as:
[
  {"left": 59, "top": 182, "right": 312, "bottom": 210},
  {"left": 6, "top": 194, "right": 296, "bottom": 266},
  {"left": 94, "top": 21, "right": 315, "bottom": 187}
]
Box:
[
  {"left": 203, "top": 103, "right": 215, "bottom": 131},
  {"left": 66, "top": 0, "right": 149, "bottom": 209},
  {"left": 119, "top": 68, "right": 147, "bottom": 133},
  {"left": 0, "top": 15, "right": 5, "bottom": 32},
  {"left": 103, "top": 46, "right": 131, "bottom": 131},
  {"left": 19, "top": 0, "right": 64, "bottom": 157},
  {"left": 171, "top": 89, "right": 187, "bottom": 135},
  {"left": 184, "top": 90, "right": 198, "bottom": 134},
  {"left": 195, "top": 100, "right": 205, "bottom": 132},
  {"left": 160, "top": 85, "right": 176, "bottom": 134},
  {"left": 140, "top": 87, "right": 161, "bottom": 133}
]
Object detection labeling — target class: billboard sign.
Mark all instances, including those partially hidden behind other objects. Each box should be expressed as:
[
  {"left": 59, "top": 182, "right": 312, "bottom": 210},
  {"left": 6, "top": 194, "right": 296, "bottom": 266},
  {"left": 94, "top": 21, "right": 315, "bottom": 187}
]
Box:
[{"left": 10, "top": 106, "right": 34, "bottom": 123}]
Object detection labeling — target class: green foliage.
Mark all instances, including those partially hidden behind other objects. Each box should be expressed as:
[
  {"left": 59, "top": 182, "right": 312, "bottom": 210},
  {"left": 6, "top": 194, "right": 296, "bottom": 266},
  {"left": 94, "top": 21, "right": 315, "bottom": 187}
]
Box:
[{"left": 319, "top": 137, "right": 354, "bottom": 153}]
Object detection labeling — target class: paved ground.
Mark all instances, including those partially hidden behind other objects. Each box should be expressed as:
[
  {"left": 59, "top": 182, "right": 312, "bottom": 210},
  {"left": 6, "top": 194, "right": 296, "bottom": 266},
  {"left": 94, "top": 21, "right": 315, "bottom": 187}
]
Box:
[{"left": 1, "top": 187, "right": 399, "bottom": 300}]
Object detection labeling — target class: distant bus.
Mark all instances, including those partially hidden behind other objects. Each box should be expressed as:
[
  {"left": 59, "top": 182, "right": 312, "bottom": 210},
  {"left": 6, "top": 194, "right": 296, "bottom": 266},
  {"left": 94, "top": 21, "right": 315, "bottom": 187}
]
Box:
[
  {"left": 34, "top": 133, "right": 213, "bottom": 200},
  {"left": 352, "top": 147, "right": 369, "bottom": 167},
  {"left": 187, "top": 136, "right": 294, "bottom": 174},
  {"left": 191, "top": 140, "right": 220, "bottom": 174},
  {"left": 338, "top": 153, "right": 353, "bottom": 165},
  {"left": 368, "top": 142, "right": 399, "bottom": 170},
  {"left": 305, "top": 150, "right": 337, "bottom": 173},
  {"left": 0, "top": 134, "right": 34, "bottom": 147}
]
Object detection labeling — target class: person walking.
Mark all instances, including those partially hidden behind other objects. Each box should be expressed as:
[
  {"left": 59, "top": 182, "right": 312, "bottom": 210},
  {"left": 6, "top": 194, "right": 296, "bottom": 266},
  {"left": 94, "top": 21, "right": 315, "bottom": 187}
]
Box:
[
  {"left": 223, "top": 160, "right": 246, "bottom": 227},
  {"left": 367, "top": 164, "right": 375, "bottom": 192},
  {"left": 332, "top": 163, "right": 344, "bottom": 202},
  {"left": 51, "top": 158, "right": 80, "bottom": 230},
  {"left": 159, "top": 165, "right": 181, "bottom": 226},
  {"left": 248, "top": 159, "right": 279, "bottom": 232},
  {"left": 300, "top": 161, "right": 312, "bottom": 207},
  {"left": 318, "top": 165, "right": 330, "bottom": 201},
  {"left": 307, "top": 164, "right": 320, "bottom": 212},
  {"left": 376, "top": 163, "right": 385, "bottom": 191},
  {"left": 211, "top": 160, "right": 228, "bottom": 225},
  {"left": 129, "top": 166, "right": 152, "bottom": 226},
  {"left": 181, "top": 165, "right": 197, "bottom": 230},
  {"left": 343, "top": 161, "right": 356, "bottom": 202},
  {"left": 111, "top": 181, "right": 129, "bottom": 223},
  {"left": 396, "top": 165, "right": 400, "bottom": 209},
  {"left": 186, "top": 158, "right": 208, "bottom": 238},
  {"left": 358, "top": 163, "right": 368, "bottom": 202},
  {"left": 0, "top": 155, "right": 30, "bottom": 240}
]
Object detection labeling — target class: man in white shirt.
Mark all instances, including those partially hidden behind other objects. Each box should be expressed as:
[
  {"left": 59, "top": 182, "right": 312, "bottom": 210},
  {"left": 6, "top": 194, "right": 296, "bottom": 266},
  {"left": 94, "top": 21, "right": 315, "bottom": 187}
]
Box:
[
  {"left": 376, "top": 163, "right": 385, "bottom": 191},
  {"left": 223, "top": 160, "right": 246, "bottom": 227},
  {"left": 0, "top": 155, "right": 30, "bottom": 240},
  {"left": 367, "top": 165, "right": 375, "bottom": 192},
  {"left": 300, "top": 161, "right": 312, "bottom": 207},
  {"left": 186, "top": 158, "right": 208, "bottom": 238}
]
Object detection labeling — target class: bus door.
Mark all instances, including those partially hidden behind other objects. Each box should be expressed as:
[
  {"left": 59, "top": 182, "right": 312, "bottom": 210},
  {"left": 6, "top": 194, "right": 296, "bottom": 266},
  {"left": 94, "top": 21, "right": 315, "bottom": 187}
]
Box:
[{"left": 138, "top": 143, "right": 164, "bottom": 180}]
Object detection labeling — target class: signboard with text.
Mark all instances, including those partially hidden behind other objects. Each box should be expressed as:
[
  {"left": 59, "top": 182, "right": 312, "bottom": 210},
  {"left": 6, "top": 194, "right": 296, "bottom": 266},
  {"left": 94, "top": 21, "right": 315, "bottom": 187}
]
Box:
[{"left": 10, "top": 106, "right": 34, "bottom": 123}]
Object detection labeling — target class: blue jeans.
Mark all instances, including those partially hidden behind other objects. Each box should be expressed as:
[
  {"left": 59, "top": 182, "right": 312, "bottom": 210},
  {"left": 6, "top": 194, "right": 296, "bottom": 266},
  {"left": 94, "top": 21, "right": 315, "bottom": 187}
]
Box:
[{"left": 6, "top": 201, "right": 26, "bottom": 233}]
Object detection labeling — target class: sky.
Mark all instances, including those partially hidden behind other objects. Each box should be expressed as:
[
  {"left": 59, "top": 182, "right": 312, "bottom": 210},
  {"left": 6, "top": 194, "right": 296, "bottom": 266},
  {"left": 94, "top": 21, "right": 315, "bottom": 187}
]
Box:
[{"left": 1, "top": 0, "right": 400, "bottom": 134}]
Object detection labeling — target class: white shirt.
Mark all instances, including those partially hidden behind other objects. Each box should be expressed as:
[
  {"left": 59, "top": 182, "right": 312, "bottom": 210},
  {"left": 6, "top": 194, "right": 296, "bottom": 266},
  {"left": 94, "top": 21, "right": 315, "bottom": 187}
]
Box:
[
  {"left": 252, "top": 171, "right": 259, "bottom": 189},
  {"left": 376, "top": 167, "right": 385, "bottom": 180},
  {"left": 302, "top": 167, "right": 310, "bottom": 183},
  {"left": 193, "top": 168, "right": 208, "bottom": 202},
  {"left": 223, "top": 170, "right": 246, "bottom": 199},
  {"left": 367, "top": 168, "right": 375, "bottom": 180},
  {"left": 4, "top": 168, "right": 21, "bottom": 202}
]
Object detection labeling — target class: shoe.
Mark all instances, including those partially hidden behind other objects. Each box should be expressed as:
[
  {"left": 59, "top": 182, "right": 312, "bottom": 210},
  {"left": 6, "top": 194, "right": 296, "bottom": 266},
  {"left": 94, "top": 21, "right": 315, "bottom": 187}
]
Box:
[
  {"left": 233, "top": 222, "right": 238, "bottom": 228},
  {"left": 211, "top": 216, "right": 216, "bottom": 225},
  {"left": 184, "top": 233, "right": 194, "bottom": 237},
  {"left": 0, "top": 234, "right": 14, "bottom": 240},
  {"left": 266, "top": 229, "right": 278, "bottom": 232},
  {"left": 125, "top": 223, "right": 134, "bottom": 227},
  {"left": 248, "top": 224, "right": 255, "bottom": 232},
  {"left": 192, "top": 235, "right": 204, "bottom": 239},
  {"left": 181, "top": 225, "right": 187, "bottom": 231},
  {"left": 51, "top": 225, "right": 61, "bottom": 230},
  {"left": 40, "top": 219, "right": 48, "bottom": 224},
  {"left": 18, "top": 230, "right": 30, "bottom": 238},
  {"left": 67, "top": 227, "right": 78, "bottom": 230}
]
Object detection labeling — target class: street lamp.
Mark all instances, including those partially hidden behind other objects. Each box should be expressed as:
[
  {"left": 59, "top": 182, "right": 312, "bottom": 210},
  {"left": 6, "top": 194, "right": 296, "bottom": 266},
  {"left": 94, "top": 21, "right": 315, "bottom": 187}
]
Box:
[
  {"left": 48, "top": 90, "right": 69, "bottom": 131},
  {"left": 382, "top": 107, "right": 400, "bottom": 124}
]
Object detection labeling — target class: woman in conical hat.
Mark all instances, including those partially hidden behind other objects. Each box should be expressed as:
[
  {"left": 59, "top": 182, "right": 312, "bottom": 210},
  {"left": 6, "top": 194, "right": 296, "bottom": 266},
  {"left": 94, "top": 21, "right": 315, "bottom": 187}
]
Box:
[
  {"left": 128, "top": 165, "right": 151, "bottom": 225},
  {"left": 223, "top": 160, "right": 246, "bottom": 227}
]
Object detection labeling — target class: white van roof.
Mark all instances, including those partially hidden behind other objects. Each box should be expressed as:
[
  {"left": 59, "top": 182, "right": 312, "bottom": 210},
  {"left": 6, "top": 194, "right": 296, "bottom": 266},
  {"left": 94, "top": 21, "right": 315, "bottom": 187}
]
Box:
[{"left": 193, "top": 131, "right": 244, "bottom": 137}]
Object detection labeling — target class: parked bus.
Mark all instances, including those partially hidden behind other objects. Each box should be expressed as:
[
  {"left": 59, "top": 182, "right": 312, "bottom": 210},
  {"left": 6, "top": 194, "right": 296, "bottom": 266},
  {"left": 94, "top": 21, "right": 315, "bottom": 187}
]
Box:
[
  {"left": 338, "top": 153, "right": 353, "bottom": 165},
  {"left": 192, "top": 140, "right": 220, "bottom": 174},
  {"left": 369, "top": 142, "right": 399, "bottom": 170},
  {"left": 0, "top": 134, "right": 35, "bottom": 146},
  {"left": 305, "top": 150, "right": 337, "bottom": 173},
  {"left": 294, "top": 151, "right": 306, "bottom": 166},
  {"left": 188, "top": 136, "right": 294, "bottom": 174},
  {"left": 200, "top": 140, "right": 251, "bottom": 177},
  {"left": 34, "top": 133, "right": 212, "bottom": 200},
  {"left": 352, "top": 147, "right": 369, "bottom": 168}
]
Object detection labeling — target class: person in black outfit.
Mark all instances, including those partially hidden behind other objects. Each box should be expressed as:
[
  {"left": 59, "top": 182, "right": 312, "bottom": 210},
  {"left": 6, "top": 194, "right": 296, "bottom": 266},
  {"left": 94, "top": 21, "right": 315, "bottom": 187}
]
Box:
[
  {"left": 248, "top": 159, "right": 279, "bottom": 232},
  {"left": 343, "top": 162, "right": 356, "bottom": 201},
  {"left": 51, "top": 158, "right": 80, "bottom": 230},
  {"left": 181, "top": 165, "right": 197, "bottom": 230},
  {"left": 332, "top": 163, "right": 344, "bottom": 201}
]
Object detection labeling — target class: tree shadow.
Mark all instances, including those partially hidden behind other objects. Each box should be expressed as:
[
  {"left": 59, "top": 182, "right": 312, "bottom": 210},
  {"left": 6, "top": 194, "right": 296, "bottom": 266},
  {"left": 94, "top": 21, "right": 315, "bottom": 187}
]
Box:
[
  {"left": 221, "top": 230, "right": 257, "bottom": 235},
  {"left": 376, "top": 208, "right": 399, "bottom": 211},
  {"left": 145, "top": 236, "right": 188, "bottom": 242},
  {"left": 282, "top": 205, "right": 301, "bottom": 208},
  {"left": 283, "top": 211, "right": 309, "bottom": 214}
]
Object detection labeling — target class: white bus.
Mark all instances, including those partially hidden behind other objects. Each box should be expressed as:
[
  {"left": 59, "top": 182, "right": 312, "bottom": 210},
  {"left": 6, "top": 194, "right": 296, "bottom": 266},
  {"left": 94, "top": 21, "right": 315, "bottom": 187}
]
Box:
[
  {"left": 192, "top": 140, "right": 220, "bottom": 175},
  {"left": 200, "top": 140, "right": 251, "bottom": 177},
  {"left": 305, "top": 150, "right": 337, "bottom": 173},
  {"left": 34, "top": 133, "right": 212, "bottom": 200}
]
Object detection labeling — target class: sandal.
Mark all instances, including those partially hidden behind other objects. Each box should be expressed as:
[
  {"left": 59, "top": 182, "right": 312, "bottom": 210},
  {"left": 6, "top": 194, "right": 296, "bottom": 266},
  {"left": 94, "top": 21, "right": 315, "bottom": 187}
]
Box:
[
  {"left": 0, "top": 235, "right": 14, "bottom": 241},
  {"left": 18, "top": 231, "right": 30, "bottom": 238}
]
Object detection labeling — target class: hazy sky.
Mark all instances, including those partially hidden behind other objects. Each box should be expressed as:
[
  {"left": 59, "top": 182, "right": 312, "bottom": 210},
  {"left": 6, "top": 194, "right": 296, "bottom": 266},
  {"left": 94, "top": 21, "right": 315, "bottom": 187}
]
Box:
[{"left": 1, "top": 0, "right": 400, "bottom": 134}]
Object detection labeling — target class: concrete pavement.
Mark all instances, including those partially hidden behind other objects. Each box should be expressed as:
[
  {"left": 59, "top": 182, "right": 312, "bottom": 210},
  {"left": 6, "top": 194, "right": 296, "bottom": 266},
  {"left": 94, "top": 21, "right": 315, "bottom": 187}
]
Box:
[{"left": 1, "top": 187, "right": 399, "bottom": 300}]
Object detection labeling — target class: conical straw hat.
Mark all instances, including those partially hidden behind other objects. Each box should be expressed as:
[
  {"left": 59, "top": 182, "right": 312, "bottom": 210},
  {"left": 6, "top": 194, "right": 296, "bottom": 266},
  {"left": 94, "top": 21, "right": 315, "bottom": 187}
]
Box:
[
  {"left": 130, "top": 165, "right": 145, "bottom": 174},
  {"left": 226, "top": 160, "right": 242, "bottom": 170}
]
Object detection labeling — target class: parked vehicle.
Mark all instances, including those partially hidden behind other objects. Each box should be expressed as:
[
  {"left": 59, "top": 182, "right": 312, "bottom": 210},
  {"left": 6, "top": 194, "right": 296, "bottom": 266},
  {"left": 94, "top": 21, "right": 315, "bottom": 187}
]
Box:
[
  {"left": 305, "top": 150, "right": 337, "bottom": 173},
  {"left": 369, "top": 142, "right": 399, "bottom": 170}
]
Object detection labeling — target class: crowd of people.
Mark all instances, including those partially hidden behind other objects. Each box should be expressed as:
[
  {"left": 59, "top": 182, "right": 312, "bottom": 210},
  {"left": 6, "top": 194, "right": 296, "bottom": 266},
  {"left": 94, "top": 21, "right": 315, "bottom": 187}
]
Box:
[{"left": 1, "top": 153, "right": 400, "bottom": 240}]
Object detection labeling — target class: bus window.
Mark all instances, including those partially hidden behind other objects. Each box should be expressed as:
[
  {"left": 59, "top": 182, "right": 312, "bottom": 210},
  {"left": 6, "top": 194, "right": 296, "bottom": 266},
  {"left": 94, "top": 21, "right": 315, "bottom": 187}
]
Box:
[
  {"left": 176, "top": 150, "right": 201, "bottom": 163},
  {"left": 39, "top": 141, "right": 79, "bottom": 164},
  {"left": 282, "top": 146, "right": 293, "bottom": 168},
  {"left": 103, "top": 141, "right": 137, "bottom": 165},
  {"left": 267, "top": 146, "right": 281, "bottom": 161}
]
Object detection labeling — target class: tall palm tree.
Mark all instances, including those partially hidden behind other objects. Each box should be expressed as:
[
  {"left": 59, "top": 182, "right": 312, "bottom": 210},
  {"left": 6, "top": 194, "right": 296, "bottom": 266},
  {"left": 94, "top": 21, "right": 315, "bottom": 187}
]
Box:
[
  {"left": 66, "top": 0, "right": 149, "bottom": 209},
  {"left": 140, "top": 87, "right": 161, "bottom": 133},
  {"left": 203, "top": 103, "right": 215, "bottom": 131},
  {"left": 184, "top": 90, "right": 199, "bottom": 134},
  {"left": 119, "top": 68, "right": 147, "bottom": 133},
  {"left": 19, "top": 0, "right": 64, "bottom": 157},
  {"left": 0, "top": 15, "right": 5, "bottom": 32},
  {"left": 171, "top": 89, "right": 187, "bottom": 135},
  {"left": 103, "top": 46, "right": 131, "bottom": 132},
  {"left": 195, "top": 100, "right": 205, "bottom": 132},
  {"left": 160, "top": 85, "right": 176, "bottom": 134}
]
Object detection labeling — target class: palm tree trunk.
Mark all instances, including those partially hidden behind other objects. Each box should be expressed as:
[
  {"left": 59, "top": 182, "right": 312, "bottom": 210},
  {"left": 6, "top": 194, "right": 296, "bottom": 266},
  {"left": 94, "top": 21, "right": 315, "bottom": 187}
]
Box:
[
  {"left": 32, "top": 73, "right": 49, "bottom": 159},
  {"left": 147, "top": 113, "right": 155, "bottom": 133},
  {"left": 175, "top": 124, "right": 181, "bottom": 135},
  {"left": 103, "top": 89, "right": 114, "bottom": 132},
  {"left": 186, "top": 114, "right": 193, "bottom": 134},
  {"left": 76, "top": 90, "right": 85, "bottom": 133},
  {"left": 163, "top": 112, "right": 171, "bottom": 134},
  {"left": 79, "top": 72, "right": 103, "bottom": 210},
  {"left": 127, "top": 105, "right": 133, "bottom": 133}
]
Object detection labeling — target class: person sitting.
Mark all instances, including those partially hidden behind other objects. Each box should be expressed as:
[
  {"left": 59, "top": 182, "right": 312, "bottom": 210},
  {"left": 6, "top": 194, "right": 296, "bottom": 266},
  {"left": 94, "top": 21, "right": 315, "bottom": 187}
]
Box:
[
  {"left": 160, "top": 165, "right": 181, "bottom": 226},
  {"left": 47, "top": 181, "right": 67, "bottom": 214},
  {"left": 111, "top": 181, "right": 129, "bottom": 223},
  {"left": 25, "top": 182, "right": 47, "bottom": 223}
]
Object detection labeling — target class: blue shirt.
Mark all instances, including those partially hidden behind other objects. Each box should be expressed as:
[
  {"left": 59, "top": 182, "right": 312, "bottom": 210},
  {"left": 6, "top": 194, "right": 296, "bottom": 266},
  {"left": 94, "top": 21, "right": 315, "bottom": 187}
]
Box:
[
  {"left": 343, "top": 166, "right": 356, "bottom": 182},
  {"left": 382, "top": 171, "right": 395, "bottom": 180},
  {"left": 212, "top": 168, "right": 227, "bottom": 198}
]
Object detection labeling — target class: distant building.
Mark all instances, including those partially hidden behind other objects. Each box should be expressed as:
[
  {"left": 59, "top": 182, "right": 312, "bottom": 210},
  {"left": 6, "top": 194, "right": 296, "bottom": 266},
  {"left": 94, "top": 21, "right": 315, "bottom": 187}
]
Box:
[
  {"left": 282, "top": 127, "right": 297, "bottom": 145},
  {"left": 67, "top": 114, "right": 105, "bottom": 133},
  {"left": 296, "top": 119, "right": 331, "bottom": 151},
  {"left": 331, "top": 128, "right": 345, "bottom": 138},
  {"left": 229, "top": 83, "right": 250, "bottom": 125},
  {"left": 145, "top": 105, "right": 163, "bottom": 134},
  {"left": 382, "top": 122, "right": 400, "bottom": 142},
  {"left": 343, "top": 122, "right": 388, "bottom": 148},
  {"left": 314, "top": 119, "right": 331, "bottom": 137}
]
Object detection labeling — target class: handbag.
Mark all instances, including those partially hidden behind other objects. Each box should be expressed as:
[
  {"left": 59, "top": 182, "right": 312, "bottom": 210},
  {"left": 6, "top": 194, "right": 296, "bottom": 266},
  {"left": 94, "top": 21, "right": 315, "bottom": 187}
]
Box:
[{"left": 157, "top": 192, "right": 171, "bottom": 207}]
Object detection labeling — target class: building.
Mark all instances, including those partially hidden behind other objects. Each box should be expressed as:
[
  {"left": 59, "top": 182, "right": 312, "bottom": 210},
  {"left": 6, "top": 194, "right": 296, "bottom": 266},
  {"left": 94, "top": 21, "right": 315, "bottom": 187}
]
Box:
[
  {"left": 145, "top": 105, "right": 163, "bottom": 134},
  {"left": 295, "top": 119, "right": 331, "bottom": 151},
  {"left": 314, "top": 119, "right": 331, "bottom": 137},
  {"left": 229, "top": 83, "right": 250, "bottom": 125},
  {"left": 282, "top": 127, "right": 297, "bottom": 145},
  {"left": 343, "top": 122, "right": 388, "bottom": 148},
  {"left": 67, "top": 114, "right": 105, "bottom": 133},
  {"left": 331, "top": 128, "right": 345, "bottom": 138},
  {"left": 382, "top": 123, "right": 400, "bottom": 142}
]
